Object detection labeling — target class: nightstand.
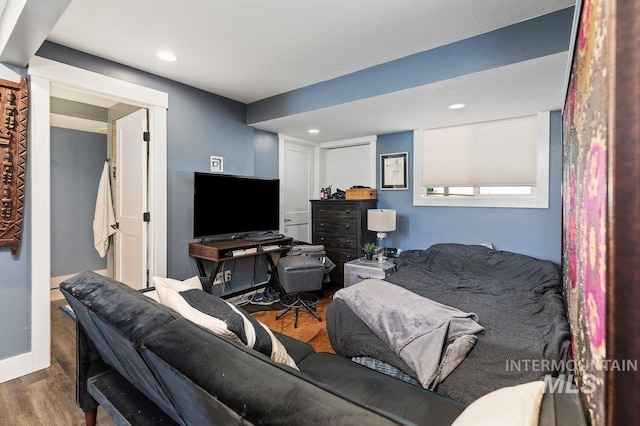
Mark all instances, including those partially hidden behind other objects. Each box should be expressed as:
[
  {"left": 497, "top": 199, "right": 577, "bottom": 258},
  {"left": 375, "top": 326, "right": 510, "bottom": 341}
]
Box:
[{"left": 343, "top": 258, "right": 396, "bottom": 287}]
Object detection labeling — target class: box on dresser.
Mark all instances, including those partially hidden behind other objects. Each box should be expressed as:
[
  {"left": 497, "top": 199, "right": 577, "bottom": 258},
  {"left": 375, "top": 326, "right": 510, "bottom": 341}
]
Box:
[
  {"left": 345, "top": 188, "right": 377, "bottom": 200},
  {"left": 310, "top": 199, "right": 377, "bottom": 285}
]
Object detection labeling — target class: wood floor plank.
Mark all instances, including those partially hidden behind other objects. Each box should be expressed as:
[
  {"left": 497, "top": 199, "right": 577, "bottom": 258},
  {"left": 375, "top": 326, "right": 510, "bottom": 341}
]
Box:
[
  {"left": 27, "top": 373, "right": 84, "bottom": 426},
  {"left": 0, "top": 375, "right": 37, "bottom": 425}
]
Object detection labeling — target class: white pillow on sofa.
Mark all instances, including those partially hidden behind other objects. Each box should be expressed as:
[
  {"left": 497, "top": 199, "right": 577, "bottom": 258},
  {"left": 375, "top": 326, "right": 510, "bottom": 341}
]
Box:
[
  {"left": 150, "top": 275, "right": 202, "bottom": 304},
  {"left": 152, "top": 276, "right": 298, "bottom": 370},
  {"left": 452, "top": 381, "right": 545, "bottom": 426},
  {"left": 154, "top": 276, "right": 234, "bottom": 337},
  {"left": 154, "top": 275, "right": 203, "bottom": 298}
]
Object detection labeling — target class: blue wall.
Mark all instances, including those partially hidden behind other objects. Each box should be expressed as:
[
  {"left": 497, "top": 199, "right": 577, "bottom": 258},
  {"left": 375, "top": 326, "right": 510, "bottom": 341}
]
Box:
[
  {"left": 253, "top": 129, "right": 279, "bottom": 178},
  {"left": 376, "top": 111, "right": 562, "bottom": 263},
  {"left": 50, "top": 127, "right": 108, "bottom": 277}
]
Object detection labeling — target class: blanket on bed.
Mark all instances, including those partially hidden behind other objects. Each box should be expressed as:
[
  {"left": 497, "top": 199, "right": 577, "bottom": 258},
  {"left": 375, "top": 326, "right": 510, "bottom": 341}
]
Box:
[
  {"left": 333, "top": 279, "right": 484, "bottom": 389},
  {"left": 327, "top": 243, "right": 571, "bottom": 404}
]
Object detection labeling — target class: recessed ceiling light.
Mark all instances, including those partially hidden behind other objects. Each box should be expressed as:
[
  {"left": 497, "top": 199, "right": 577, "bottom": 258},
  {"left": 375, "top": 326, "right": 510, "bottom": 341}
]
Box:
[
  {"left": 156, "top": 51, "right": 178, "bottom": 62},
  {"left": 448, "top": 103, "right": 466, "bottom": 110},
  {"left": 308, "top": 129, "right": 320, "bottom": 134}
]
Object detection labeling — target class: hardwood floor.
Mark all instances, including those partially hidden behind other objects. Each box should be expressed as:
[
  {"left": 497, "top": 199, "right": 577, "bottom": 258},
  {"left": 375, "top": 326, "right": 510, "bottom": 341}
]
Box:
[
  {"left": 0, "top": 290, "right": 337, "bottom": 425},
  {"left": 0, "top": 300, "right": 115, "bottom": 426}
]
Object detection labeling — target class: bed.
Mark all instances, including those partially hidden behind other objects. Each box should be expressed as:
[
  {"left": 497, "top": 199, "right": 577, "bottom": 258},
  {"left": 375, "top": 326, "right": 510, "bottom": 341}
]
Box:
[{"left": 326, "top": 243, "right": 572, "bottom": 404}]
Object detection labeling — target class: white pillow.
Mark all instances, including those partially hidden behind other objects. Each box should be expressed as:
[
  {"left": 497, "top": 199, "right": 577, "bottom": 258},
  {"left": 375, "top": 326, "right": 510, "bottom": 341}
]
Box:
[
  {"left": 151, "top": 276, "right": 298, "bottom": 370},
  {"left": 153, "top": 276, "right": 203, "bottom": 304},
  {"left": 452, "top": 381, "right": 545, "bottom": 426}
]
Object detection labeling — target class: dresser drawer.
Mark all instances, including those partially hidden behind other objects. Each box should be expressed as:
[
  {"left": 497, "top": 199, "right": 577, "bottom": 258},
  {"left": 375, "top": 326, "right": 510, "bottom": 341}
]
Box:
[
  {"left": 314, "top": 219, "right": 356, "bottom": 234},
  {"left": 314, "top": 232, "right": 357, "bottom": 250},
  {"left": 312, "top": 203, "right": 359, "bottom": 219},
  {"left": 325, "top": 249, "right": 358, "bottom": 265}
]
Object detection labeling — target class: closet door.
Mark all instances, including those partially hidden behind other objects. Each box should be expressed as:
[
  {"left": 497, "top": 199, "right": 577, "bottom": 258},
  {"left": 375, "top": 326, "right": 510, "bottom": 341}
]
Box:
[{"left": 114, "top": 109, "right": 148, "bottom": 289}]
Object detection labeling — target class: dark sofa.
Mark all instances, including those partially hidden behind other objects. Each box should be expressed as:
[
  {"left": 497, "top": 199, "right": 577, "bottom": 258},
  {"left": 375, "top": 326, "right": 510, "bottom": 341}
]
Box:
[{"left": 61, "top": 272, "right": 585, "bottom": 425}]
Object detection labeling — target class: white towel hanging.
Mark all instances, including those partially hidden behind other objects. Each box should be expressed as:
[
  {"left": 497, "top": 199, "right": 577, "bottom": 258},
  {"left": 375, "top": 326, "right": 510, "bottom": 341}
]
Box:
[{"left": 93, "top": 161, "right": 116, "bottom": 257}]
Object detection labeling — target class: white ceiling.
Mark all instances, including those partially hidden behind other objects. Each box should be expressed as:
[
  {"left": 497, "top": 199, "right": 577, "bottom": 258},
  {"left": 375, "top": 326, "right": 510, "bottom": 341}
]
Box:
[{"left": 45, "top": 0, "right": 576, "bottom": 142}]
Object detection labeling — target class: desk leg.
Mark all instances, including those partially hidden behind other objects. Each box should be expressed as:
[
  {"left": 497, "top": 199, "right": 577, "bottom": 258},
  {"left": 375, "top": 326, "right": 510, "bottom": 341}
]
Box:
[
  {"left": 195, "top": 258, "right": 206, "bottom": 277},
  {"left": 266, "top": 254, "right": 283, "bottom": 293}
]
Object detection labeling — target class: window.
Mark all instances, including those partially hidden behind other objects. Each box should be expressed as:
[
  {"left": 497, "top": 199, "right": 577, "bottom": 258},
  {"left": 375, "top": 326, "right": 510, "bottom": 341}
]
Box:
[{"left": 413, "top": 112, "right": 550, "bottom": 208}]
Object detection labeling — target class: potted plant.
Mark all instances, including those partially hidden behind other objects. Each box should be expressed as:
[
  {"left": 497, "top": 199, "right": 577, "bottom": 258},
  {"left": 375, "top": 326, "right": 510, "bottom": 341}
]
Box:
[{"left": 363, "top": 242, "right": 377, "bottom": 261}]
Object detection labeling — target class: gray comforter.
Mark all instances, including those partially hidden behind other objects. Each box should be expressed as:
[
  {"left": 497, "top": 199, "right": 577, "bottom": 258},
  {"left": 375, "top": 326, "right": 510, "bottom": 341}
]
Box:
[
  {"left": 327, "top": 243, "right": 571, "bottom": 404},
  {"left": 333, "top": 279, "right": 484, "bottom": 390}
]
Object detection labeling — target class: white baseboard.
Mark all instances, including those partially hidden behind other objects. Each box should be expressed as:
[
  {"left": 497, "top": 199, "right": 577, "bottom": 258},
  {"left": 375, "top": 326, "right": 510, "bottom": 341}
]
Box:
[
  {"left": 50, "top": 269, "right": 109, "bottom": 299},
  {"left": 0, "top": 352, "right": 36, "bottom": 384}
]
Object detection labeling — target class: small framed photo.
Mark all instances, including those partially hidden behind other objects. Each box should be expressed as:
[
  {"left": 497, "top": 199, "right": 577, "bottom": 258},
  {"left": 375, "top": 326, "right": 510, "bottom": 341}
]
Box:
[
  {"left": 210, "top": 156, "right": 224, "bottom": 173},
  {"left": 380, "top": 152, "right": 408, "bottom": 190}
]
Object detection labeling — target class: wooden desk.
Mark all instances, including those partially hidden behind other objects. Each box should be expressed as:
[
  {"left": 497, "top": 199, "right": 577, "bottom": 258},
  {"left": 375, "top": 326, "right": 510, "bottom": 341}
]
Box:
[{"left": 189, "top": 236, "right": 293, "bottom": 299}]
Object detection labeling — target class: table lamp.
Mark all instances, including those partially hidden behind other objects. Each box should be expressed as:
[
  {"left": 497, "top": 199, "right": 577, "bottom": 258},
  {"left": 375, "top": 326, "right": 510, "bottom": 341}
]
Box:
[{"left": 367, "top": 209, "right": 396, "bottom": 262}]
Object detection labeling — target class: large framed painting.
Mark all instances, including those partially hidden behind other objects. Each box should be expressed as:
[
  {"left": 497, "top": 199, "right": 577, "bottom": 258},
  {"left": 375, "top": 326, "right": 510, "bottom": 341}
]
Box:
[
  {"left": 563, "top": 1, "right": 640, "bottom": 425},
  {"left": 0, "top": 77, "right": 27, "bottom": 255}
]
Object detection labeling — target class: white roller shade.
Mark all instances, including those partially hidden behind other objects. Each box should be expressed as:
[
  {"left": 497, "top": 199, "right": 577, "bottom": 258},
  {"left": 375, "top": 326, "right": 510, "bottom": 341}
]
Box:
[
  {"left": 422, "top": 115, "right": 538, "bottom": 187},
  {"left": 325, "top": 144, "right": 370, "bottom": 189}
]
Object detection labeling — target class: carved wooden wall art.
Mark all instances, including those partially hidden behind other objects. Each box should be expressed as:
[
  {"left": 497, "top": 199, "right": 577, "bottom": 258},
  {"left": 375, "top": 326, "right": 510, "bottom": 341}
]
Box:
[{"left": 0, "top": 77, "right": 27, "bottom": 255}]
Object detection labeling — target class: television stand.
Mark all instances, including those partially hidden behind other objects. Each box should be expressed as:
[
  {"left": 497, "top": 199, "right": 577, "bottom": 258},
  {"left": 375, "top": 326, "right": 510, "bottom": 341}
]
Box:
[
  {"left": 189, "top": 236, "right": 293, "bottom": 299},
  {"left": 244, "top": 233, "right": 285, "bottom": 242}
]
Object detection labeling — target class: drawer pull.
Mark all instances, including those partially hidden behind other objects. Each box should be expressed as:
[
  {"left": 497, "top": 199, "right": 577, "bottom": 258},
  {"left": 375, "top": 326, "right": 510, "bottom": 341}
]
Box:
[
  {"left": 345, "top": 224, "right": 351, "bottom": 229},
  {"left": 346, "top": 255, "right": 352, "bottom": 259},
  {"left": 320, "top": 237, "right": 325, "bottom": 241},
  {"left": 346, "top": 210, "right": 351, "bottom": 214},
  {"left": 320, "top": 223, "right": 325, "bottom": 227},
  {"left": 320, "top": 209, "right": 325, "bottom": 214},
  {"left": 346, "top": 240, "right": 350, "bottom": 244}
]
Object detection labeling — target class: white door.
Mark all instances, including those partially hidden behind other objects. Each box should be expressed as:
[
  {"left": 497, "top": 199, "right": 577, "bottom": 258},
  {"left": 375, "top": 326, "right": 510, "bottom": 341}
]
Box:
[
  {"left": 114, "top": 109, "right": 148, "bottom": 289},
  {"left": 282, "top": 141, "right": 314, "bottom": 243}
]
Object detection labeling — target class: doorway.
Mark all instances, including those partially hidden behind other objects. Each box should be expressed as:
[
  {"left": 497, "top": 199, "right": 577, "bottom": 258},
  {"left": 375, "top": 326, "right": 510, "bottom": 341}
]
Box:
[
  {"left": 48, "top": 90, "right": 149, "bottom": 296},
  {"left": 13, "top": 56, "right": 169, "bottom": 381}
]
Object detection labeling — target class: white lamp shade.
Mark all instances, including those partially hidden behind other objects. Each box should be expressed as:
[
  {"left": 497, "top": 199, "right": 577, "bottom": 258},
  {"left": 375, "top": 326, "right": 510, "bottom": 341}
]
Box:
[{"left": 367, "top": 209, "right": 396, "bottom": 232}]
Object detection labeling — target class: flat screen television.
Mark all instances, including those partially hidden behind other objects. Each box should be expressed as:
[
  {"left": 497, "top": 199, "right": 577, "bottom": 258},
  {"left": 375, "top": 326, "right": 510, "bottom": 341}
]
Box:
[{"left": 193, "top": 172, "right": 280, "bottom": 239}]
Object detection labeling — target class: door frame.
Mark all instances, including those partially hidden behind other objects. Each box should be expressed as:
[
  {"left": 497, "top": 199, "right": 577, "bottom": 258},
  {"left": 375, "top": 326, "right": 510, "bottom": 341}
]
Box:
[{"left": 12, "top": 56, "right": 168, "bottom": 380}]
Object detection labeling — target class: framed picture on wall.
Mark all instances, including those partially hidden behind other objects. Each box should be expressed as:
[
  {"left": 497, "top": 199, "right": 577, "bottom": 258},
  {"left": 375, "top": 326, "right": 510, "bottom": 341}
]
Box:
[{"left": 380, "top": 152, "right": 408, "bottom": 190}]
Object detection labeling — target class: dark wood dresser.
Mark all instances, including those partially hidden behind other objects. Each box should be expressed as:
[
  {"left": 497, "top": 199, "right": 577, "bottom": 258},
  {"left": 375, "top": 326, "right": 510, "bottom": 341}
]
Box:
[{"left": 310, "top": 199, "right": 377, "bottom": 285}]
